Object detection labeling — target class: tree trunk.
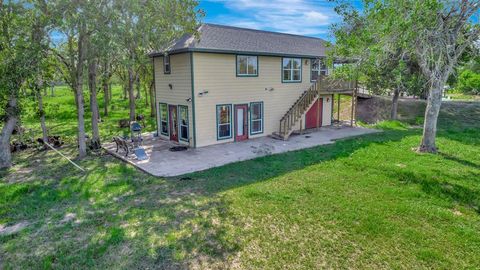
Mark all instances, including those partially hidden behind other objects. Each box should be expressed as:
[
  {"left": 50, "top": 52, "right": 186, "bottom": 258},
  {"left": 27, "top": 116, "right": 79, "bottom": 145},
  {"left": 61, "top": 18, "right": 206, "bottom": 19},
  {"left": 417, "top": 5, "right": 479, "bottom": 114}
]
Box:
[
  {"left": 418, "top": 82, "right": 443, "bottom": 153},
  {"left": 36, "top": 90, "right": 48, "bottom": 149},
  {"left": 88, "top": 59, "right": 101, "bottom": 149},
  {"left": 0, "top": 97, "right": 18, "bottom": 169},
  {"left": 75, "top": 31, "right": 87, "bottom": 159},
  {"left": 123, "top": 83, "right": 127, "bottom": 100},
  {"left": 128, "top": 67, "right": 136, "bottom": 121},
  {"left": 103, "top": 79, "right": 109, "bottom": 117},
  {"left": 391, "top": 88, "right": 400, "bottom": 120},
  {"left": 135, "top": 75, "right": 141, "bottom": 99},
  {"left": 150, "top": 81, "right": 156, "bottom": 117},
  {"left": 144, "top": 81, "right": 149, "bottom": 106}
]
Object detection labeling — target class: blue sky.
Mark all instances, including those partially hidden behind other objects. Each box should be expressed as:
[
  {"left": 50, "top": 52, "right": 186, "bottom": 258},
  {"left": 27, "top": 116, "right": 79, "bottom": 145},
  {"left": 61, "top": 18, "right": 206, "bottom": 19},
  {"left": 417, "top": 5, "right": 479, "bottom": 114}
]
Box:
[{"left": 198, "top": 0, "right": 363, "bottom": 41}]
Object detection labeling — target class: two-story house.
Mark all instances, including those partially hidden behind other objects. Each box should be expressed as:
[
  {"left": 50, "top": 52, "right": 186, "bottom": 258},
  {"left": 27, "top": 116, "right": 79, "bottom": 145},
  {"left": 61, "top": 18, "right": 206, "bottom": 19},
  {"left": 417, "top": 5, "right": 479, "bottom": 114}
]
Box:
[{"left": 150, "top": 23, "right": 337, "bottom": 148}]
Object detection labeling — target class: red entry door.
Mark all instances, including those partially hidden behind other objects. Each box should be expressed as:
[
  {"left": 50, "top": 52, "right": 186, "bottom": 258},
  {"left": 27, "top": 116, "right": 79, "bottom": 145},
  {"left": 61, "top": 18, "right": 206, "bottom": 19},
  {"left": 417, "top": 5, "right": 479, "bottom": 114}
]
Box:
[
  {"left": 234, "top": 104, "right": 248, "bottom": 141},
  {"left": 169, "top": 105, "right": 178, "bottom": 142},
  {"left": 305, "top": 98, "right": 323, "bottom": 129}
]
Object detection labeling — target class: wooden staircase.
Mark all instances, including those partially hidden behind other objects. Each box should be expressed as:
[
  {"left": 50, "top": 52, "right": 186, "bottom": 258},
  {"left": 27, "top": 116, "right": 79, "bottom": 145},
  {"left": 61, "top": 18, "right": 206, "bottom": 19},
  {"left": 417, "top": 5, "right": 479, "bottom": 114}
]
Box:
[{"left": 273, "top": 76, "right": 357, "bottom": 140}]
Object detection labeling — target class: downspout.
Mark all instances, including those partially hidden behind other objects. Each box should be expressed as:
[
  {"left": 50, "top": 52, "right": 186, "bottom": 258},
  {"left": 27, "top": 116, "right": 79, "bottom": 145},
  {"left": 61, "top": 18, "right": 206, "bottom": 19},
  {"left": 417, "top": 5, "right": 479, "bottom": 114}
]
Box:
[
  {"left": 190, "top": 52, "right": 197, "bottom": 148},
  {"left": 152, "top": 57, "right": 159, "bottom": 136}
]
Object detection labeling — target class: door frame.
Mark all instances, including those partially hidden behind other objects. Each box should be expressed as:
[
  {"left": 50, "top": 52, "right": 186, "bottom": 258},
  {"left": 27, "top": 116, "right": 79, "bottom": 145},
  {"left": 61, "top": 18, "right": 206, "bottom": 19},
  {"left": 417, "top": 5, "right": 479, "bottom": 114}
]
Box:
[
  {"left": 168, "top": 104, "right": 178, "bottom": 142},
  {"left": 305, "top": 98, "right": 323, "bottom": 129},
  {"left": 234, "top": 104, "right": 249, "bottom": 142}
]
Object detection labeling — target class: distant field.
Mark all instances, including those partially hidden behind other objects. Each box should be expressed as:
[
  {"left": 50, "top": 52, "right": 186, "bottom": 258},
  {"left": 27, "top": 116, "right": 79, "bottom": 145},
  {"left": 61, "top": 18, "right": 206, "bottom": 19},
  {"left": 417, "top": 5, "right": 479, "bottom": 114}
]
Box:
[
  {"left": 448, "top": 93, "right": 480, "bottom": 101},
  {"left": 17, "top": 85, "right": 156, "bottom": 144}
]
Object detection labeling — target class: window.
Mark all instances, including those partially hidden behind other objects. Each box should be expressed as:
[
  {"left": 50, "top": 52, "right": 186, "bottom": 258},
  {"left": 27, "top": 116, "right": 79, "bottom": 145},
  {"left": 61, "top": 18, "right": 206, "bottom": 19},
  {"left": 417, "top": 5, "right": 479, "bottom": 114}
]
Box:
[
  {"left": 311, "top": 58, "right": 328, "bottom": 82},
  {"left": 164, "top": 55, "right": 171, "bottom": 74},
  {"left": 250, "top": 102, "right": 263, "bottom": 135},
  {"left": 159, "top": 103, "right": 169, "bottom": 135},
  {"left": 282, "top": 58, "right": 302, "bottom": 82},
  {"left": 178, "top": 105, "right": 189, "bottom": 141},
  {"left": 216, "top": 104, "right": 232, "bottom": 140},
  {"left": 237, "top": 55, "right": 258, "bottom": 76}
]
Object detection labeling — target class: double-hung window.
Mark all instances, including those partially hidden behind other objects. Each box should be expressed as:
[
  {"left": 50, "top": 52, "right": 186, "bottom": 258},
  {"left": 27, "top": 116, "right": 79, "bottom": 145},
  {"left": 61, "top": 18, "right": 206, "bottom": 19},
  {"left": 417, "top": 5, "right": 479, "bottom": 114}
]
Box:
[
  {"left": 217, "top": 105, "right": 232, "bottom": 140},
  {"left": 311, "top": 58, "right": 328, "bottom": 82},
  {"left": 282, "top": 58, "right": 301, "bottom": 82},
  {"left": 159, "top": 103, "right": 169, "bottom": 135},
  {"left": 237, "top": 55, "right": 258, "bottom": 76},
  {"left": 163, "top": 55, "right": 171, "bottom": 74},
  {"left": 250, "top": 102, "right": 263, "bottom": 135},
  {"left": 178, "top": 105, "right": 189, "bottom": 141}
]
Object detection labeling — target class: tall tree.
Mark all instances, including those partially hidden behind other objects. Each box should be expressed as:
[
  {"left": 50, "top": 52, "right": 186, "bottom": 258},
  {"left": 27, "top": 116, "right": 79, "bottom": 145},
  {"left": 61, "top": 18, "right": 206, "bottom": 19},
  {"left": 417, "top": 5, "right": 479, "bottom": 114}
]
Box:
[
  {"left": 112, "top": 0, "right": 201, "bottom": 122},
  {"left": 333, "top": 0, "right": 479, "bottom": 152},
  {"left": 0, "top": 0, "right": 49, "bottom": 168},
  {"left": 53, "top": 0, "right": 108, "bottom": 156},
  {"left": 388, "top": 0, "right": 480, "bottom": 152}
]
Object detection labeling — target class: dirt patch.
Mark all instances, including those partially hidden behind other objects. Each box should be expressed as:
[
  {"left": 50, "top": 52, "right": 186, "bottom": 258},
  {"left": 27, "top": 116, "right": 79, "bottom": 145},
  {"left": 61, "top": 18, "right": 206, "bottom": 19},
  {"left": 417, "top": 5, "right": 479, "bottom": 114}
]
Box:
[
  {"left": 0, "top": 221, "right": 29, "bottom": 236},
  {"left": 356, "top": 96, "right": 427, "bottom": 124}
]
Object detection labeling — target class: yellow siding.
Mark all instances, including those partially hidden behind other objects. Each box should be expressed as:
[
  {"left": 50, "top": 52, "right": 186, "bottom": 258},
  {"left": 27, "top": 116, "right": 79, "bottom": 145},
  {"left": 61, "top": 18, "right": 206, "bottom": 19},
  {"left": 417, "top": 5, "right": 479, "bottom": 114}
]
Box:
[
  {"left": 154, "top": 53, "right": 194, "bottom": 146},
  {"left": 192, "top": 52, "right": 333, "bottom": 147}
]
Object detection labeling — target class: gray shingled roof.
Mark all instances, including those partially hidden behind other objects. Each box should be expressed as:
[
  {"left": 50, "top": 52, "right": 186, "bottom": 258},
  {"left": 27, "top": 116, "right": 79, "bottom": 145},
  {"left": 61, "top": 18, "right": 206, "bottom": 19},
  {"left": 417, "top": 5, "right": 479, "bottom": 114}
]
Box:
[{"left": 150, "top": 24, "right": 330, "bottom": 58}]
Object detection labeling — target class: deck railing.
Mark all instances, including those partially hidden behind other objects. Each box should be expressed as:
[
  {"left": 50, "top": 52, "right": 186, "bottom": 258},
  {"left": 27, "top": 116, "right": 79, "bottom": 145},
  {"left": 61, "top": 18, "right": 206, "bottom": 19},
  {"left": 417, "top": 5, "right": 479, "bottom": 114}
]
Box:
[{"left": 277, "top": 76, "right": 356, "bottom": 140}]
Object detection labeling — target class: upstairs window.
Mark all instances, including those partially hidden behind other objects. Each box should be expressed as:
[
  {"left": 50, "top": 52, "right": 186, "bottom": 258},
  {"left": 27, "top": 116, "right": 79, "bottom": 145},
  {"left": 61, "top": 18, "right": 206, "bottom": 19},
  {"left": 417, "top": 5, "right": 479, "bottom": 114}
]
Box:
[
  {"left": 311, "top": 58, "right": 328, "bottom": 82},
  {"left": 237, "top": 55, "right": 258, "bottom": 76},
  {"left": 282, "top": 58, "right": 302, "bottom": 82},
  {"left": 163, "top": 55, "right": 171, "bottom": 74}
]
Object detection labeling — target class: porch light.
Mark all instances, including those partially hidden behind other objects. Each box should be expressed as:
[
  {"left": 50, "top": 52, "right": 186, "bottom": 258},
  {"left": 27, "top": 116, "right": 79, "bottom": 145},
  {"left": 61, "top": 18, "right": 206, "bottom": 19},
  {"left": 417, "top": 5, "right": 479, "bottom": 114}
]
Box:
[
  {"left": 185, "top": 98, "right": 192, "bottom": 102},
  {"left": 198, "top": 90, "right": 209, "bottom": 97},
  {"left": 168, "top": 83, "right": 173, "bottom": 90}
]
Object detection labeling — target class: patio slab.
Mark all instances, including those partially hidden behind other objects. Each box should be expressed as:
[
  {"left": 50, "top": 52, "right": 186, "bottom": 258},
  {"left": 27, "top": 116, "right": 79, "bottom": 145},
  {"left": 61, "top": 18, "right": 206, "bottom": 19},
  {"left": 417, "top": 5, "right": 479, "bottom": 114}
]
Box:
[{"left": 103, "top": 125, "right": 380, "bottom": 177}]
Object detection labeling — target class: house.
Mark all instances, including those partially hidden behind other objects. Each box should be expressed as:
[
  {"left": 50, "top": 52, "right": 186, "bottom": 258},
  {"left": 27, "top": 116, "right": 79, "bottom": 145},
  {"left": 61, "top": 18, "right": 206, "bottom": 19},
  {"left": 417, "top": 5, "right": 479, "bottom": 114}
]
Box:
[{"left": 150, "top": 24, "right": 352, "bottom": 148}]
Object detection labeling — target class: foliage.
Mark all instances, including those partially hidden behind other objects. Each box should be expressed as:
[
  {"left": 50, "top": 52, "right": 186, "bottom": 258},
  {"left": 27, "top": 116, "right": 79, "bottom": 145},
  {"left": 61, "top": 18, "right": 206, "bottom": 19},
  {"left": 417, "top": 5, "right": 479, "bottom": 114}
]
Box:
[{"left": 457, "top": 69, "right": 480, "bottom": 95}]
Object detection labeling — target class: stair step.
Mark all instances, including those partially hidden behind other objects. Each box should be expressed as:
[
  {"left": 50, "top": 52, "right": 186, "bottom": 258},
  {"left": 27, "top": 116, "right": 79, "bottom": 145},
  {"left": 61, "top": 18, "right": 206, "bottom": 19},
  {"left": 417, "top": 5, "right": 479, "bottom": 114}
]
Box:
[{"left": 270, "top": 132, "right": 287, "bottom": 141}]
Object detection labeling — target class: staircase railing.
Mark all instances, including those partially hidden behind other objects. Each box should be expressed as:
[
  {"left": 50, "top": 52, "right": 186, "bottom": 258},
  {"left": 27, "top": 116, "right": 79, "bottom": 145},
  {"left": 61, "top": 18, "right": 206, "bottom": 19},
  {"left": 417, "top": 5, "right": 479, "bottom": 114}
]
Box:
[{"left": 277, "top": 76, "right": 356, "bottom": 140}]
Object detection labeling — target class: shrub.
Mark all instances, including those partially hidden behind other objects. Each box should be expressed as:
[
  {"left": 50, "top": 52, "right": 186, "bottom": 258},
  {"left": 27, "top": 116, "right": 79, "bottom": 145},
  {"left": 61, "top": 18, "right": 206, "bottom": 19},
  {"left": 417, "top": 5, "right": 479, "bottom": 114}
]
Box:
[{"left": 457, "top": 69, "right": 480, "bottom": 95}]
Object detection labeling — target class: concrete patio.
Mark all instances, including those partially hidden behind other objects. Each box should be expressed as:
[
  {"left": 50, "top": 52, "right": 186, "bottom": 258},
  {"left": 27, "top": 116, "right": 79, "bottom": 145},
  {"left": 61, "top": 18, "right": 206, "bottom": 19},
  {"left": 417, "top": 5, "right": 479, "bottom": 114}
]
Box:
[{"left": 103, "top": 125, "right": 380, "bottom": 177}]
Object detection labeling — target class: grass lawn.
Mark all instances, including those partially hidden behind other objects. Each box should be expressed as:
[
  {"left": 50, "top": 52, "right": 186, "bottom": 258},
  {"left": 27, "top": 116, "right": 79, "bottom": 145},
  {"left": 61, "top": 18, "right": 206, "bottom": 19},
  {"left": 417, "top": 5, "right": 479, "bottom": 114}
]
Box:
[{"left": 1, "top": 89, "right": 480, "bottom": 268}]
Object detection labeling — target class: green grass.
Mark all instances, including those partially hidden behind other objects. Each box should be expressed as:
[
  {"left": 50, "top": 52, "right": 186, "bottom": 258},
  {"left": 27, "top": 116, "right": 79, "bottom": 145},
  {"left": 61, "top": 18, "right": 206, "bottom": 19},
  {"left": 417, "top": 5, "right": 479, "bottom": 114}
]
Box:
[
  {"left": 448, "top": 93, "right": 480, "bottom": 101},
  {"left": 16, "top": 85, "right": 156, "bottom": 144},
  {"left": 1, "top": 93, "right": 480, "bottom": 268}
]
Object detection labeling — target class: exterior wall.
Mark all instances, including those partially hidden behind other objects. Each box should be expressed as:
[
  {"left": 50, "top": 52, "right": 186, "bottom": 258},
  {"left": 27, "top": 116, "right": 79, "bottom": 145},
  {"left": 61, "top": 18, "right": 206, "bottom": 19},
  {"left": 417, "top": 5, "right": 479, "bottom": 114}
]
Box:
[
  {"left": 154, "top": 53, "right": 194, "bottom": 147},
  {"left": 192, "top": 52, "right": 333, "bottom": 147}
]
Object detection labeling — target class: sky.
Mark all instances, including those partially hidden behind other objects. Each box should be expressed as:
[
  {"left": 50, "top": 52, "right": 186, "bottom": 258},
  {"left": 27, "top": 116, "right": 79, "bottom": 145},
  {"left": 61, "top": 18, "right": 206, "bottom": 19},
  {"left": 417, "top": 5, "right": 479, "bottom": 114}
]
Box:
[{"left": 198, "top": 0, "right": 363, "bottom": 41}]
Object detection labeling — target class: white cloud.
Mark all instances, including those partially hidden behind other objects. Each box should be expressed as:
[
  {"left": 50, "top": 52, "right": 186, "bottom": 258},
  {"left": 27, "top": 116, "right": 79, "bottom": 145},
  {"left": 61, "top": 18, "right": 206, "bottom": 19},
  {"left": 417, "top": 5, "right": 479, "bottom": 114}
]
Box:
[{"left": 203, "top": 0, "right": 339, "bottom": 37}]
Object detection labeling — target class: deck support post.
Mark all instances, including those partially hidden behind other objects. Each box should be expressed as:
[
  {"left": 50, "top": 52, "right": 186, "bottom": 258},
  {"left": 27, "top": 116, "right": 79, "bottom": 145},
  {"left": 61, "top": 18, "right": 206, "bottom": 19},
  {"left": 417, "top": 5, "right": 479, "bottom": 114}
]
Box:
[{"left": 337, "top": 94, "right": 341, "bottom": 123}]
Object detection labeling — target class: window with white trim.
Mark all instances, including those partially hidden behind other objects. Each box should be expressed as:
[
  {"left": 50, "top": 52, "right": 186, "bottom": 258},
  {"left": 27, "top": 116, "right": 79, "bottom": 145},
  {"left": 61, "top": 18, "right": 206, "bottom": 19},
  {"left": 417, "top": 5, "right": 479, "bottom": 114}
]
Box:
[
  {"left": 217, "top": 105, "right": 232, "bottom": 139},
  {"left": 282, "top": 58, "right": 301, "bottom": 82},
  {"left": 178, "top": 105, "right": 189, "bottom": 141},
  {"left": 164, "top": 55, "right": 171, "bottom": 74},
  {"left": 311, "top": 58, "right": 328, "bottom": 82},
  {"left": 250, "top": 102, "right": 263, "bottom": 134},
  {"left": 159, "top": 103, "right": 168, "bottom": 135},
  {"left": 237, "top": 55, "right": 258, "bottom": 76}
]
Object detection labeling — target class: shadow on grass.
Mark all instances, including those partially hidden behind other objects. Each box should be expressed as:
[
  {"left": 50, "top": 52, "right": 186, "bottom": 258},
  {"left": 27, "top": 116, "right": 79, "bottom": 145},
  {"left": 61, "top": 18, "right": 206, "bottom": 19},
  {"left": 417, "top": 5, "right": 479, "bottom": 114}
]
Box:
[
  {"left": 439, "top": 152, "right": 480, "bottom": 171},
  {"left": 389, "top": 169, "right": 480, "bottom": 213},
  {"left": 176, "top": 129, "right": 415, "bottom": 194}
]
